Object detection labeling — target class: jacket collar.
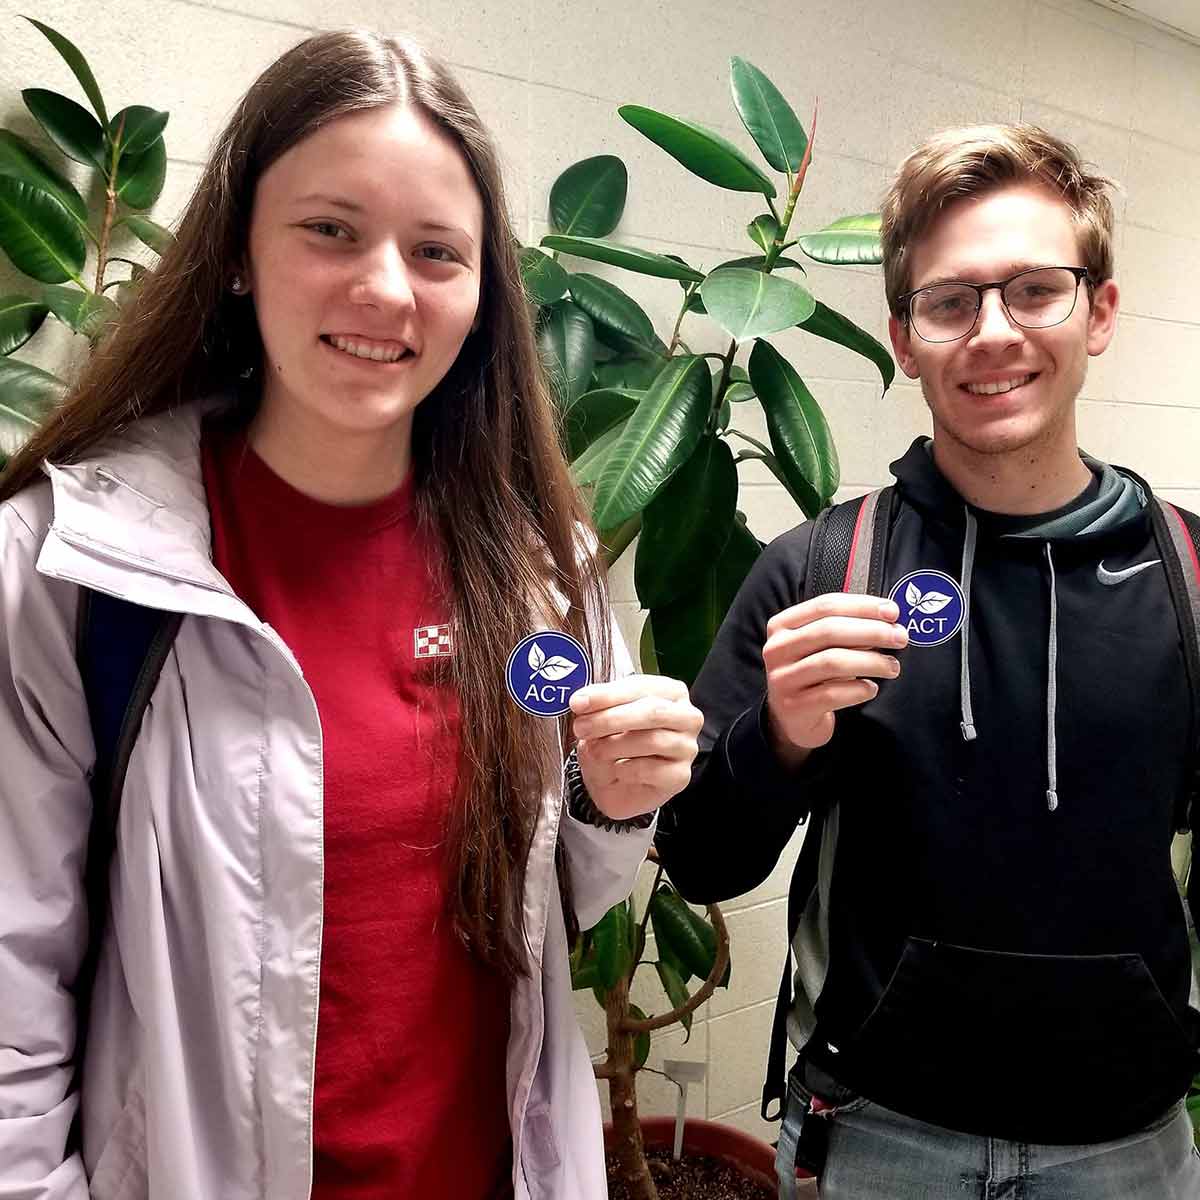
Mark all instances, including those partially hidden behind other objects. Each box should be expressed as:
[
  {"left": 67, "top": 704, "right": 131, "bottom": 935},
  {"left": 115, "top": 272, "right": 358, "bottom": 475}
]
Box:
[{"left": 36, "top": 397, "right": 254, "bottom": 623}]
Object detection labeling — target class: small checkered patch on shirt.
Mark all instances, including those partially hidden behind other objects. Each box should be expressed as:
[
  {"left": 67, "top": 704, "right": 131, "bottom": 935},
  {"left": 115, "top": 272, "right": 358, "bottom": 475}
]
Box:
[{"left": 413, "top": 624, "right": 454, "bottom": 659}]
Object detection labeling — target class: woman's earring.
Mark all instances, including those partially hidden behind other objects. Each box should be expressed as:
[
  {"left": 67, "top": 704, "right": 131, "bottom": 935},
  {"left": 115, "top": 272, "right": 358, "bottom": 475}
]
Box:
[{"left": 230, "top": 274, "right": 248, "bottom": 295}]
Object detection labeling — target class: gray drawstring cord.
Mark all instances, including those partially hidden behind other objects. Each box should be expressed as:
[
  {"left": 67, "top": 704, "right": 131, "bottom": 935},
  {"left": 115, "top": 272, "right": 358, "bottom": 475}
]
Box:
[
  {"left": 1045, "top": 543, "right": 1059, "bottom": 812},
  {"left": 959, "top": 508, "right": 978, "bottom": 742}
]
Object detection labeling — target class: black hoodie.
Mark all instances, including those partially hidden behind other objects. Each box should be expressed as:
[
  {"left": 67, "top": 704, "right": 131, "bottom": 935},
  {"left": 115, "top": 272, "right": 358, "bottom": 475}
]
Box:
[{"left": 655, "top": 437, "right": 1200, "bottom": 1144}]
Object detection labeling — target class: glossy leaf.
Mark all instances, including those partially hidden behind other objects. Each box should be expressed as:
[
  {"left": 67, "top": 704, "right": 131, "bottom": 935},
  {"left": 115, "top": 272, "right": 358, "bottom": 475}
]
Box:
[
  {"left": 650, "top": 519, "right": 761, "bottom": 685},
  {"left": 628, "top": 1003, "right": 652, "bottom": 1069},
  {"left": 571, "top": 420, "right": 626, "bottom": 487},
  {"left": 635, "top": 436, "right": 737, "bottom": 608},
  {"left": 22, "top": 88, "right": 105, "bottom": 169},
  {"left": 0, "top": 294, "right": 49, "bottom": 355},
  {"left": 563, "top": 388, "right": 640, "bottom": 461},
  {"left": 726, "top": 381, "right": 755, "bottom": 403},
  {"left": 0, "top": 130, "right": 88, "bottom": 223},
  {"left": 700, "top": 267, "right": 815, "bottom": 343},
  {"left": 730, "top": 57, "right": 808, "bottom": 173},
  {"left": 800, "top": 300, "right": 895, "bottom": 392},
  {"left": 594, "top": 901, "right": 634, "bottom": 990},
  {"left": 567, "top": 273, "right": 659, "bottom": 353},
  {"left": 747, "top": 214, "right": 779, "bottom": 254},
  {"left": 648, "top": 887, "right": 716, "bottom": 980},
  {"left": 638, "top": 613, "right": 658, "bottom": 673},
  {"left": 656, "top": 959, "right": 694, "bottom": 1037},
  {"left": 40, "top": 284, "right": 118, "bottom": 338},
  {"left": 0, "top": 178, "right": 86, "bottom": 283},
  {"left": 24, "top": 18, "right": 108, "bottom": 126},
  {"left": 717, "top": 254, "right": 804, "bottom": 272},
  {"left": 0, "top": 356, "right": 65, "bottom": 456},
  {"left": 114, "top": 137, "right": 166, "bottom": 210},
  {"left": 749, "top": 339, "right": 839, "bottom": 516},
  {"left": 519, "top": 246, "right": 569, "bottom": 305},
  {"left": 797, "top": 213, "right": 883, "bottom": 265},
  {"left": 108, "top": 106, "right": 169, "bottom": 159},
  {"left": 536, "top": 299, "right": 595, "bottom": 408},
  {"left": 591, "top": 355, "right": 710, "bottom": 529},
  {"left": 120, "top": 214, "right": 175, "bottom": 256},
  {"left": 540, "top": 234, "right": 704, "bottom": 282},
  {"left": 618, "top": 105, "right": 776, "bottom": 198},
  {"left": 571, "top": 956, "right": 601, "bottom": 992},
  {"left": 593, "top": 353, "right": 665, "bottom": 392},
  {"left": 549, "top": 154, "right": 628, "bottom": 238}
]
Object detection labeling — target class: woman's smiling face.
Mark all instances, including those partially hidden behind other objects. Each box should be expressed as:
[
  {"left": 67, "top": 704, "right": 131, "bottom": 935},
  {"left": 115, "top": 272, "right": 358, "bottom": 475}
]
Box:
[{"left": 242, "top": 102, "right": 484, "bottom": 454}]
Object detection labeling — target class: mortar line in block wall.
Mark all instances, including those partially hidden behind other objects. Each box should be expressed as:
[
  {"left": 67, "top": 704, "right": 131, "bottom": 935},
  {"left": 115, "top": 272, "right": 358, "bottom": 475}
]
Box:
[{"left": 182, "top": 0, "right": 314, "bottom": 35}]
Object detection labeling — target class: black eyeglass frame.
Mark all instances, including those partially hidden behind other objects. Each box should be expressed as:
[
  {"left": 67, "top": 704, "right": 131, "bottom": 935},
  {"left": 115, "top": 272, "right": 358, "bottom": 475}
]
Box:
[{"left": 896, "top": 265, "right": 1094, "bottom": 344}]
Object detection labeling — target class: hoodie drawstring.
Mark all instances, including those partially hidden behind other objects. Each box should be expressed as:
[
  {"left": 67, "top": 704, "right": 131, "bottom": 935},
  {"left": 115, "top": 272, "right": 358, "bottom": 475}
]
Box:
[
  {"left": 959, "top": 508, "right": 978, "bottom": 743},
  {"left": 956, "top": 509, "right": 1060, "bottom": 811},
  {"left": 1045, "top": 544, "right": 1059, "bottom": 812}
]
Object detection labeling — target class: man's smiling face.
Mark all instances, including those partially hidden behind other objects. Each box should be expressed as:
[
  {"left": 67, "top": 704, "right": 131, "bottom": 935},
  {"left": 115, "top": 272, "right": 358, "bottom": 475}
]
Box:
[{"left": 888, "top": 183, "right": 1118, "bottom": 462}]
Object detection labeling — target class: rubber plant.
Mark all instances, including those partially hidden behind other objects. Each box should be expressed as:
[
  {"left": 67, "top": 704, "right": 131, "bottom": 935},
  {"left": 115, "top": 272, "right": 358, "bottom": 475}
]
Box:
[
  {"left": 525, "top": 59, "right": 892, "bottom": 1200},
  {"left": 0, "top": 17, "right": 174, "bottom": 468}
]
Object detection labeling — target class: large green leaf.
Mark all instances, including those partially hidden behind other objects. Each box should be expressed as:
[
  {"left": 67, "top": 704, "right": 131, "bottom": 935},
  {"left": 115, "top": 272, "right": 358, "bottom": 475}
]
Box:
[
  {"left": 648, "top": 886, "right": 716, "bottom": 980},
  {"left": 0, "top": 356, "right": 65, "bottom": 456},
  {"left": 571, "top": 420, "right": 626, "bottom": 487},
  {"left": 0, "top": 131, "right": 88, "bottom": 224},
  {"left": 24, "top": 18, "right": 109, "bottom": 126},
  {"left": 536, "top": 299, "right": 595, "bottom": 407},
  {"left": 593, "top": 353, "right": 665, "bottom": 393},
  {"left": 120, "top": 214, "right": 175, "bottom": 256},
  {"left": 651, "top": 519, "right": 761, "bottom": 685},
  {"left": 0, "top": 294, "right": 49, "bottom": 355},
  {"left": 563, "top": 388, "right": 640, "bottom": 461},
  {"left": 800, "top": 300, "right": 895, "bottom": 392},
  {"left": 717, "top": 254, "right": 804, "bottom": 272},
  {"left": 22, "top": 88, "right": 105, "bottom": 169},
  {"left": 591, "top": 355, "right": 710, "bottom": 529},
  {"left": 748, "top": 339, "right": 839, "bottom": 516},
  {"left": 108, "top": 106, "right": 169, "bottom": 159},
  {"left": 635, "top": 436, "right": 737, "bottom": 608},
  {"left": 656, "top": 958, "right": 694, "bottom": 1037},
  {"left": 0, "top": 178, "right": 86, "bottom": 283},
  {"left": 567, "top": 273, "right": 659, "bottom": 353},
  {"left": 540, "top": 234, "right": 703, "bottom": 282},
  {"left": 549, "top": 154, "right": 628, "bottom": 238},
  {"left": 700, "top": 267, "right": 815, "bottom": 343},
  {"left": 519, "top": 246, "right": 568, "bottom": 305},
  {"left": 594, "top": 901, "right": 634, "bottom": 990},
  {"left": 798, "top": 213, "right": 883, "bottom": 265},
  {"left": 619, "top": 105, "right": 776, "bottom": 198},
  {"left": 729, "top": 57, "right": 808, "bottom": 173},
  {"left": 114, "top": 137, "right": 166, "bottom": 210},
  {"left": 628, "top": 1003, "right": 652, "bottom": 1069},
  {"left": 40, "top": 284, "right": 119, "bottom": 338}
]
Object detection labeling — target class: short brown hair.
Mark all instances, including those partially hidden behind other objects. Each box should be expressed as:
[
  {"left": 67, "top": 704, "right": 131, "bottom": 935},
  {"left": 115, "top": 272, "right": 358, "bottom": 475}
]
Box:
[{"left": 881, "top": 123, "right": 1117, "bottom": 316}]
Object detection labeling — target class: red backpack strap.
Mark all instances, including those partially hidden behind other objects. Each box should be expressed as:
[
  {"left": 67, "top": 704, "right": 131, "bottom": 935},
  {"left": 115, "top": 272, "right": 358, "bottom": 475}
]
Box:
[{"left": 803, "top": 487, "right": 894, "bottom": 600}]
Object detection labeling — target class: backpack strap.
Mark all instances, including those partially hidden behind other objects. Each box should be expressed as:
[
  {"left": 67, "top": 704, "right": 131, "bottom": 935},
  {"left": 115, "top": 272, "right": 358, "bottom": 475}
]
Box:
[
  {"left": 1149, "top": 499, "right": 1200, "bottom": 835},
  {"left": 75, "top": 589, "right": 183, "bottom": 1071},
  {"left": 761, "top": 488, "right": 893, "bottom": 1120}
]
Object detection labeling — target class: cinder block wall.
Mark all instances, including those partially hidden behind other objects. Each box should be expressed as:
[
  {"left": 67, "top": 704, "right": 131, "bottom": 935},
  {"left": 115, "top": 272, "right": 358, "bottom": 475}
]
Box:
[{"left": 2, "top": 0, "right": 1197, "bottom": 1147}]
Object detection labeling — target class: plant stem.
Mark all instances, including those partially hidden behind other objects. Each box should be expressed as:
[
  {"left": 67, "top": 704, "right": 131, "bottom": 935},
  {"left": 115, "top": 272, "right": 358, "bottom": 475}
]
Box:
[
  {"left": 667, "top": 290, "right": 694, "bottom": 356},
  {"left": 94, "top": 121, "right": 124, "bottom": 295},
  {"left": 605, "top": 975, "right": 658, "bottom": 1200},
  {"left": 727, "top": 428, "right": 773, "bottom": 457},
  {"left": 765, "top": 99, "right": 819, "bottom": 271},
  {"left": 637, "top": 863, "right": 664, "bottom": 946}
]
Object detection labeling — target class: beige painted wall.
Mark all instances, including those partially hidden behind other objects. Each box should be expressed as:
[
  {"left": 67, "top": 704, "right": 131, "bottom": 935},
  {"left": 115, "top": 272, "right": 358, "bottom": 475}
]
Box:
[{"left": 2, "top": 0, "right": 1198, "bottom": 1148}]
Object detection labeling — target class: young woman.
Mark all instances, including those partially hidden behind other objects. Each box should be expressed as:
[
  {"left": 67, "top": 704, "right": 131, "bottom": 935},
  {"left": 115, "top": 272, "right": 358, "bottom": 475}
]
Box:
[{"left": 0, "top": 31, "right": 701, "bottom": 1200}]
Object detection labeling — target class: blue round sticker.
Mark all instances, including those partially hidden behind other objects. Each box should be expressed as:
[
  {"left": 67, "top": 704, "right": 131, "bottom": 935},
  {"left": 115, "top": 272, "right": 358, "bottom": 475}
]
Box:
[
  {"left": 889, "top": 569, "right": 965, "bottom": 648},
  {"left": 506, "top": 630, "right": 592, "bottom": 717}
]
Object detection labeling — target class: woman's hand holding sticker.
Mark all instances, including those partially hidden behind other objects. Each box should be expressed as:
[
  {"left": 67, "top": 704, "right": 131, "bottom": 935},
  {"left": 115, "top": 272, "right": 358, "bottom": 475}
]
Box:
[{"left": 570, "top": 676, "right": 703, "bottom": 820}]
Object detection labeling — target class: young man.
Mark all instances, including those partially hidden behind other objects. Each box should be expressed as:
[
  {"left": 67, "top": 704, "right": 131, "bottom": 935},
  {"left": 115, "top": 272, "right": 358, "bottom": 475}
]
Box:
[{"left": 654, "top": 124, "right": 1200, "bottom": 1199}]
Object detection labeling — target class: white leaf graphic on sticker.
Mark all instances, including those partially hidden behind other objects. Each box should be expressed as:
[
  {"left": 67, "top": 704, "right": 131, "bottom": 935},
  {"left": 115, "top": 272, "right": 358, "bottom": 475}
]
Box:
[
  {"left": 915, "top": 591, "right": 952, "bottom": 614},
  {"left": 905, "top": 581, "right": 922, "bottom": 609},
  {"left": 537, "top": 655, "right": 579, "bottom": 681},
  {"left": 528, "top": 642, "right": 546, "bottom": 672}
]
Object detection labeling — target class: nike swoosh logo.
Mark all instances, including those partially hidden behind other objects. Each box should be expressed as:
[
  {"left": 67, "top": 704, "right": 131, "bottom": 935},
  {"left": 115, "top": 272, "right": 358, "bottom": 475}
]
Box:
[{"left": 1096, "top": 559, "right": 1161, "bottom": 586}]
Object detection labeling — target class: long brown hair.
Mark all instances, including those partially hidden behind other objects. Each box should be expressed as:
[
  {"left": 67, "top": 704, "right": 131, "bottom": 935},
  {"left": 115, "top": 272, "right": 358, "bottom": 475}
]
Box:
[{"left": 0, "top": 30, "right": 609, "bottom": 981}]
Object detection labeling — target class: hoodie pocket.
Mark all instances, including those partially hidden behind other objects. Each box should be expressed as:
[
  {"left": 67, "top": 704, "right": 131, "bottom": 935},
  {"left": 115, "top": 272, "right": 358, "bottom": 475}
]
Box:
[{"left": 842, "top": 937, "right": 1197, "bottom": 1142}]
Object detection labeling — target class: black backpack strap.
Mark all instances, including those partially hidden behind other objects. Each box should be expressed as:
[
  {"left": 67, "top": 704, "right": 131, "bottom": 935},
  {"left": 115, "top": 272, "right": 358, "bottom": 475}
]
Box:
[
  {"left": 761, "top": 489, "right": 894, "bottom": 1120},
  {"left": 1149, "top": 499, "right": 1200, "bottom": 834},
  {"left": 75, "top": 589, "right": 183, "bottom": 1070}
]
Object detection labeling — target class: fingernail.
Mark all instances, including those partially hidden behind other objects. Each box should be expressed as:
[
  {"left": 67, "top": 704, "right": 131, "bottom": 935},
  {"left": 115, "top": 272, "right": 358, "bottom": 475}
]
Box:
[
  {"left": 880, "top": 601, "right": 899, "bottom": 621},
  {"left": 893, "top": 625, "right": 908, "bottom": 646}
]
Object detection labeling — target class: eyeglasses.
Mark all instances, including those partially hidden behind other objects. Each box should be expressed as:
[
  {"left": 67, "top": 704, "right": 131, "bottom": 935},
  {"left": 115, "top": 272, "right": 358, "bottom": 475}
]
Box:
[{"left": 898, "top": 266, "right": 1092, "bottom": 344}]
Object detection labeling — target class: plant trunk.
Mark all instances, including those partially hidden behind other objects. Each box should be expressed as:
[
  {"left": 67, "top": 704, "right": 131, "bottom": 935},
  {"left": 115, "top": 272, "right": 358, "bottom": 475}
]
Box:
[{"left": 606, "top": 976, "right": 658, "bottom": 1200}]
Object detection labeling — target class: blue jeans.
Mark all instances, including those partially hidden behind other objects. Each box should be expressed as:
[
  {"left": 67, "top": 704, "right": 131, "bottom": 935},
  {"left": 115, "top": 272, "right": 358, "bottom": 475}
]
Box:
[{"left": 818, "top": 1093, "right": 1200, "bottom": 1199}]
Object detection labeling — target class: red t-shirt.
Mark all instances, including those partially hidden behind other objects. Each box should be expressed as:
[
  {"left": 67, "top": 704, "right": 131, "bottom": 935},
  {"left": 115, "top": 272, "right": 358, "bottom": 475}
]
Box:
[{"left": 201, "top": 425, "right": 512, "bottom": 1199}]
